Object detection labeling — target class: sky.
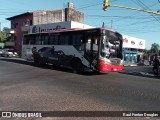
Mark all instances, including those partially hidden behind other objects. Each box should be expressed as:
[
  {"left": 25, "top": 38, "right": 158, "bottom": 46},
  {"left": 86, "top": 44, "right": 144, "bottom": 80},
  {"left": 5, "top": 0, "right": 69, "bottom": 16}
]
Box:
[{"left": 0, "top": 0, "right": 160, "bottom": 49}]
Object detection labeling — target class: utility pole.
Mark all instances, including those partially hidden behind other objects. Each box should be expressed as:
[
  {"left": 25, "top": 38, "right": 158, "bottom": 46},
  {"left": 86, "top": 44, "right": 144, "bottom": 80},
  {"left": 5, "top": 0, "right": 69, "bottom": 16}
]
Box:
[
  {"left": 111, "top": 20, "right": 113, "bottom": 29},
  {"left": 102, "top": 22, "right": 105, "bottom": 28},
  {"left": 0, "top": 22, "right": 1, "bottom": 40}
]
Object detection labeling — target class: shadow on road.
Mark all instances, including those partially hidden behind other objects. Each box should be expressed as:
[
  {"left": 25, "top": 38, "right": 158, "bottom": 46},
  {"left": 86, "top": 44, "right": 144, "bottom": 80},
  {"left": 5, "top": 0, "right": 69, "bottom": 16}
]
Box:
[
  {"left": 0, "top": 57, "right": 30, "bottom": 65},
  {"left": 119, "top": 71, "right": 160, "bottom": 79},
  {"left": 0, "top": 57, "right": 104, "bottom": 76}
]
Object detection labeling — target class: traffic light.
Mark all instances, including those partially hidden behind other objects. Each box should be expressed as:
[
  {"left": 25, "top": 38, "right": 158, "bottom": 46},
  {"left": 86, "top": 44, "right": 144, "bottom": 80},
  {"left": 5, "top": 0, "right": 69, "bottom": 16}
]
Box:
[{"left": 103, "top": 0, "right": 108, "bottom": 11}]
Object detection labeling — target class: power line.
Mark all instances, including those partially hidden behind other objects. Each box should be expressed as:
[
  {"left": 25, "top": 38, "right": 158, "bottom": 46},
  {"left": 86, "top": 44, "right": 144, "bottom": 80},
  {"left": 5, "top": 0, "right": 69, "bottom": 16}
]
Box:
[{"left": 135, "top": 0, "right": 160, "bottom": 23}]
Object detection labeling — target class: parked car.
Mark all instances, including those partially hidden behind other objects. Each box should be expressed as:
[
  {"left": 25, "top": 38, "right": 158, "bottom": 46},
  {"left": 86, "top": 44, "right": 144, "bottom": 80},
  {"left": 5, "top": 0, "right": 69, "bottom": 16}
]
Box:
[
  {"left": 2, "top": 49, "right": 18, "bottom": 57},
  {"left": 138, "top": 59, "right": 150, "bottom": 66}
]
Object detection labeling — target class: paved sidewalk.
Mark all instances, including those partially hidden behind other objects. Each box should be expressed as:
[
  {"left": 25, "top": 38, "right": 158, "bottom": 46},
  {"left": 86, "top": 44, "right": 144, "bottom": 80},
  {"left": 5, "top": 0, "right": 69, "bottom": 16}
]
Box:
[
  {"left": 120, "top": 66, "right": 159, "bottom": 78},
  {"left": 123, "top": 62, "right": 138, "bottom": 66}
]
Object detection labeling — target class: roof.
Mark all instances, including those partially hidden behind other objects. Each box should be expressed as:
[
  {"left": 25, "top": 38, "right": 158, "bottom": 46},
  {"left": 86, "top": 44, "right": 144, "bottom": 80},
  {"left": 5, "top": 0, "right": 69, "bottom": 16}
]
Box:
[
  {"left": 6, "top": 8, "right": 82, "bottom": 20},
  {"left": 6, "top": 9, "right": 63, "bottom": 20},
  {"left": 6, "top": 12, "right": 33, "bottom": 20},
  {"left": 24, "top": 27, "right": 119, "bottom": 36}
]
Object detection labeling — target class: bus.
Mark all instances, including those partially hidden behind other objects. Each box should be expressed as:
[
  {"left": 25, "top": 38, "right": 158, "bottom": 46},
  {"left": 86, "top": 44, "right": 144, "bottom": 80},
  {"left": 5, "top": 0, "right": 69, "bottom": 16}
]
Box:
[{"left": 22, "top": 27, "right": 123, "bottom": 73}]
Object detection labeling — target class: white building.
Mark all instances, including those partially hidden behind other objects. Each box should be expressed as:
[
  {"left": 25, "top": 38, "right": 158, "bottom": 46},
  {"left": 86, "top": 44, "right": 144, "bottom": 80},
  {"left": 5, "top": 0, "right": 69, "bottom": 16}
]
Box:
[
  {"left": 29, "top": 21, "right": 94, "bottom": 33},
  {"left": 123, "top": 35, "right": 145, "bottom": 49},
  {"left": 122, "top": 35, "right": 146, "bottom": 63}
]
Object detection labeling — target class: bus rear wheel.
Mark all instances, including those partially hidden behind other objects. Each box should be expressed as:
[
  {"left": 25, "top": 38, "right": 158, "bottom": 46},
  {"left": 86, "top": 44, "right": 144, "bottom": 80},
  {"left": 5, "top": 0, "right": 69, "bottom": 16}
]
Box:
[
  {"left": 72, "top": 60, "right": 83, "bottom": 74},
  {"left": 34, "top": 55, "right": 43, "bottom": 66}
]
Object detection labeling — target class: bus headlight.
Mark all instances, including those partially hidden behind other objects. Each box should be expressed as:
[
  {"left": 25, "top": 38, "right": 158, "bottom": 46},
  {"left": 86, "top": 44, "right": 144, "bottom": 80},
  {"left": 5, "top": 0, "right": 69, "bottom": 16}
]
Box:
[{"left": 105, "top": 59, "right": 111, "bottom": 64}]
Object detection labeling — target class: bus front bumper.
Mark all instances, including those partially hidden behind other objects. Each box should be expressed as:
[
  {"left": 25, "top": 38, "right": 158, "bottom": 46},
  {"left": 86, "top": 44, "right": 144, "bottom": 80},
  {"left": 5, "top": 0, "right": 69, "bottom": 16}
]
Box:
[{"left": 98, "top": 63, "right": 123, "bottom": 73}]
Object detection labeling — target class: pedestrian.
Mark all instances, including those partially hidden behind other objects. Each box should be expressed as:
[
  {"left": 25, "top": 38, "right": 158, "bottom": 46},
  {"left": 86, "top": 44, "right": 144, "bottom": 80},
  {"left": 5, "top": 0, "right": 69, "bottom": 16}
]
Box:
[{"left": 152, "top": 54, "right": 160, "bottom": 76}]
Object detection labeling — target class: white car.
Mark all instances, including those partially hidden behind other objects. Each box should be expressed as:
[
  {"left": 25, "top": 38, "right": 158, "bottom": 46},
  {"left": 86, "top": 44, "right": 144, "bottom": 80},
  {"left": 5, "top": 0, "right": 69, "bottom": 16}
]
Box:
[
  {"left": 0, "top": 49, "right": 3, "bottom": 56},
  {"left": 138, "top": 60, "right": 150, "bottom": 66},
  {"left": 2, "top": 49, "right": 18, "bottom": 57}
]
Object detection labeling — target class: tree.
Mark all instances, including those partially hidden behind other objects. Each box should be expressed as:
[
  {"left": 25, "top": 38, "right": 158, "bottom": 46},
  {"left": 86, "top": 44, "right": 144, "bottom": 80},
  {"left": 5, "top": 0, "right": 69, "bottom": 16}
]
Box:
[
  {"left": 0, "top": 28, "right": 7, "bottom": 42},
  {"left": 142, "top": 49, "right": 148, "bottom": 60},
  {"left": 151, "top": 43, "right": 160, "bottom": 54}
]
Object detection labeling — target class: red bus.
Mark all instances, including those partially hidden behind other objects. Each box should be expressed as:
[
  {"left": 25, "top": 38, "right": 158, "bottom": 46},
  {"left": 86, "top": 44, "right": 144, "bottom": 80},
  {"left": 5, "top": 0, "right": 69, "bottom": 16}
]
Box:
[{"left": 22, "top": 27, "right": 123, "bottom": 73}]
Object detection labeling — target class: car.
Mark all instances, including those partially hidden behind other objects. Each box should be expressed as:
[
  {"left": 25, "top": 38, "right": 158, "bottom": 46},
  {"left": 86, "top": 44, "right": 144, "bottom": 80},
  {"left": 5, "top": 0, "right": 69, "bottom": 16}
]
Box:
[
  {"left": 33, "top": 47, "right": 73, "bottom": 67},
  {"left": 2, "top": 49, "right": 18, "bottom": 57},
  {"left": 0, "top": 49, "right": 3, "bottom": 56},
  {"left": 138, "top": 59, "right": 150, "bottom": 66}
]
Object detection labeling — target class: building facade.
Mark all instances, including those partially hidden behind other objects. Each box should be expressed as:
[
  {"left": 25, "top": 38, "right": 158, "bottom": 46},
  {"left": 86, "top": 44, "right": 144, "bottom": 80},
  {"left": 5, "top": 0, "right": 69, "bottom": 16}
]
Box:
[
  {"left": 122, "top": 35, "right": 146, "bottom": 63},
  {"left": 6, "top": 2, "right": 84, "bottom": 53},
  {"left": 29, "top": 21, "right": 94, "bottom": 34}
]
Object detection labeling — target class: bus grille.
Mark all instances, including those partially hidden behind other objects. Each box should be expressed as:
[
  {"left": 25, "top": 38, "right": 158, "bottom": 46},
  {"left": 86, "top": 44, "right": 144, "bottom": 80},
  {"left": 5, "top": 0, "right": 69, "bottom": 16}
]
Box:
[{"left": 110, "top": 58, "right": 121, "bottom": 65}]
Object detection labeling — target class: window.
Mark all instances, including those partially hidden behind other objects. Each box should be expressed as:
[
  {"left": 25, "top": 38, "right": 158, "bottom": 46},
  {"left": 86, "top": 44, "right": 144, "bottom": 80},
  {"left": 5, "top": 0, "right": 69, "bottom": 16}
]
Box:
[
  {"left": 35, "top": 35, "right": 40, "bottom": 45},
  {"left": 41, "top": 34, "right": 49, "bottom": 45},
  {"left": 50, "top": 34, "right": 59, "bottom": 45},
  {"left": 30, "top": 35, "right": 35, "bottom": 45},
  {"left": 23, "top": 35, "right": 31, "bottom": 45},
  {"left": 59, "top": 35, "right": 69, "bottom": 45},
  {"left": 30, "top": 20, "right": 33, "bottom": 25},
  {"left": 72, "top": 34, "right": 83, "bottom": 51},
  {"left": 12, "top": 23, "right": 18, "bottom": 28},
  {"left": 23, "top": 35, "right": 27, "bottom": 45},
  {"left": 72, "top": 34, "right": 82, "bottom": 45}
]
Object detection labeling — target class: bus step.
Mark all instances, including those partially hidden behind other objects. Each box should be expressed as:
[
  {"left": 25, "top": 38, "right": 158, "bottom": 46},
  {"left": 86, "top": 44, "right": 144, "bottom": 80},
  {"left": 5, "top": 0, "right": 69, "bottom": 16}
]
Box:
[{"left": 84, "top": 68, "right": 93, "bottom": 72}]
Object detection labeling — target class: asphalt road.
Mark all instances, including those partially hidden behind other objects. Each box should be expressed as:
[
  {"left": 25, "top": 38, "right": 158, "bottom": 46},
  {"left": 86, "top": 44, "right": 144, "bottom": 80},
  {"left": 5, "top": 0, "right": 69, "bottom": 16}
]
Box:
[{"left": 0, "top": 57, "right": 160, "bottom": 120}]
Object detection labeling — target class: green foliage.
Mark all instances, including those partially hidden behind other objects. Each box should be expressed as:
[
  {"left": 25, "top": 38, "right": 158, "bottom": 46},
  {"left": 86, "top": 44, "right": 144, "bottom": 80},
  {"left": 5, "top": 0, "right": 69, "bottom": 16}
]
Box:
[
  {"left": 1, "top": 31, "right": 7, "bottom": 41},
  {"left": 142, "top": 49, "right": 148, "bottom": 60},
  {"left": 0, "top": 28, "right": 7, "bottom": 42},
  {"left": 151, "top": 43, "right": 160, "bottom": 53}
]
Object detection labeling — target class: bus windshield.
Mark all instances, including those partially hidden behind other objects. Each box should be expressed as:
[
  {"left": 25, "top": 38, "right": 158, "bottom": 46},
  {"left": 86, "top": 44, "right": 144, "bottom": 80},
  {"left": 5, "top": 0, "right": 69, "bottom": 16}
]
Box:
[{"left": 101, "top": 30, "right": 123, "bottom": 59}]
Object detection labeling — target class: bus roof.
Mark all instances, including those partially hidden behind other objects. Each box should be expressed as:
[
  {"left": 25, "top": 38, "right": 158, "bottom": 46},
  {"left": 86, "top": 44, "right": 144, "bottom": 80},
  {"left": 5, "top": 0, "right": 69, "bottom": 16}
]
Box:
[{"left": 24, "top": 27, "right": 117, "bottom": 35}]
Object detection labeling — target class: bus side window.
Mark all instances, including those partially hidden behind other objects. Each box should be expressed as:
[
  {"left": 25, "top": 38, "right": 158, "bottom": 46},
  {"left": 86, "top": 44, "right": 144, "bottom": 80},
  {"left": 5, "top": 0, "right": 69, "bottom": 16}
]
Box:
[
  {"left": 25, "top": 35, "right": 30, "bottom": 45},
  {"left": 35, "top": 35, "right": 40, "bottom": 45},
  {"left": 86, "top": 37, "right": 91, "bottom": 50},
  {"left": 50, "top": 34, "right": 59, "bottom": 45},
  {"left": 54, "top": 35, "right": 59, "bottom": 45},
  {"left": 59, "top": 35, "right": 69, "bottom": 45},
  {"left": 72, "top": 34, "right": 82, "bottom": 51},
  {"left": 50, "top": 34, "right": 54, "bottom": 45},
  {"left": 30, "top": 35, "right": 36, "bottom": 45},
  {"left": 48, "top": 34, "right": 51, "bottom": 45},
  {"left": 23, "top": 35, "right": 27, "bottom": 45},
  {"left": 44, "top": 35, "right": 49, "bottom": 45},
  {"left": 93, "top": 37, "right": 98, "bottom": 51},
  {"left": 41, "top": 34, "right": 49, "bottom": 45}
]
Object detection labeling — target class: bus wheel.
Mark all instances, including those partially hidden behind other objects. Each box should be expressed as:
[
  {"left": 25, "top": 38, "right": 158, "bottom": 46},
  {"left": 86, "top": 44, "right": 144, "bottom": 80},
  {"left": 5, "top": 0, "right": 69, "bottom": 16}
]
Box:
[
  {"left": 34, "top": 55, "right": 42, "bottom": 66},
  {"left": 72, "top": 60, "right": 83, "bottom": 74}
]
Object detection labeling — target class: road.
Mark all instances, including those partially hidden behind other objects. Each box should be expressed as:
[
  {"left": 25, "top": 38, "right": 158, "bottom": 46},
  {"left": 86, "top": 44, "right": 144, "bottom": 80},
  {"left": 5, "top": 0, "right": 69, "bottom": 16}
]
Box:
[{"left": 0, "top": 57, "right": 160, "bottom": 120}]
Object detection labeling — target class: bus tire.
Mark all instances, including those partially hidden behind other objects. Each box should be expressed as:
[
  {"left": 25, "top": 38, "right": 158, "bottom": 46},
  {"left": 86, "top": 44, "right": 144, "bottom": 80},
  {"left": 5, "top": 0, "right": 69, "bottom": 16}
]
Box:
[
  {"left": 34, "top": 55, "right": 43, "bottom": 66},
  {"left": 72, "top": 59, "right": 83, "bottom": 74}
]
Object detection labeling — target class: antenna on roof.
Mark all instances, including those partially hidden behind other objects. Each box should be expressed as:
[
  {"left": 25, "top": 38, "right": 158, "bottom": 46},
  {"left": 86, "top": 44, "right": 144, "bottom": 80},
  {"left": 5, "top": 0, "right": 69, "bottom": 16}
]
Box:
[{"left": 102, "top": 22, "right": 105, "bottom": 28}]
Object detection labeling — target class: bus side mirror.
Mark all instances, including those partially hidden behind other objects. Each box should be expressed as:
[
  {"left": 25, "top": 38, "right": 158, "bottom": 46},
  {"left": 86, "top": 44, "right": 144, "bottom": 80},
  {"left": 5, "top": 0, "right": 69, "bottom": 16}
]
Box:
[{"left": 109, "top": 48, "right": 115, "bottom": 53}]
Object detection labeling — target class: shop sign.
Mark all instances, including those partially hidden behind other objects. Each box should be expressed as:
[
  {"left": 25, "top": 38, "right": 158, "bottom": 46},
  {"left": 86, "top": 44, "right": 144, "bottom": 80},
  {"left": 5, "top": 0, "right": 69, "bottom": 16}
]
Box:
[{"left": 131, "top": 40, "right": 135, "bottom": 45}]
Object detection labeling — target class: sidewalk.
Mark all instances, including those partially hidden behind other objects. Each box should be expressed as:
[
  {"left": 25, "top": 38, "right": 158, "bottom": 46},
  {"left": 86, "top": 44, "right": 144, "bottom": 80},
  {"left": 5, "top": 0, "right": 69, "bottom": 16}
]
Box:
[
  {"left": 121, "top": 66, "right": 158, "bottom": 78},
  {"left": 123, "top": 62, "right": 137, "bottom": 66}
]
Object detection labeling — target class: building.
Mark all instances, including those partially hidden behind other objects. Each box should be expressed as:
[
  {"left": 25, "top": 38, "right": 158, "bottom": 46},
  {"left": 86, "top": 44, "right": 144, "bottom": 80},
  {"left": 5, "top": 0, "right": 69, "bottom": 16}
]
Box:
[
  {"left": 6, "top": 2, "right": 84, "bottom": 53},
  {"left": 29, "top": 21, "right": 94, "bottom": 34},
  {"left": 122, "top": 34, "right": 146, "bottom": 63}
]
